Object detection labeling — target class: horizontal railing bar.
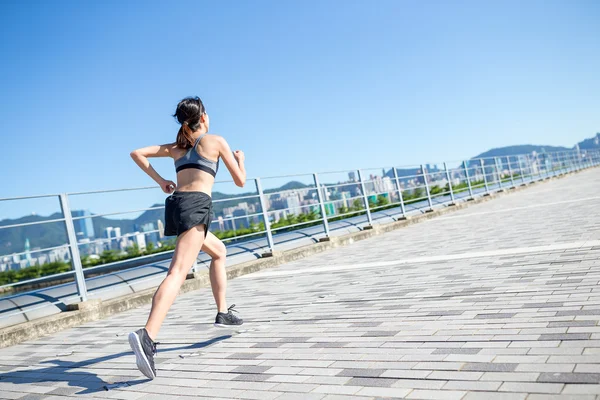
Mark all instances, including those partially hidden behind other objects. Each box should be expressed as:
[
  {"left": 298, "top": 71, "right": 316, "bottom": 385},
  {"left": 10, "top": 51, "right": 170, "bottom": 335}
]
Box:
[
  {"left": 0, "top": 296, "right": 80, "bottom": 320},
  {"left": 0, "top": 244, "right": 70, "bottom": 259},
  {"left": 321, "top": 181, "right": 361, "bottom": 190},
  {"left": 212, "top": 193, "right": 260, "bottom": 204},
  {"left": 70, "top": 206, "right": 165, "bottom": 220},
  {"left": 263, "top": 186, "right": 317, "bottom": 197},
  {"left": 0, "top": 193, "right": 60, "bottom": 202},
  {"left": 215, "top": 211, "right": 264, "bottom": 223},
  {"left": 271, "top": 218, "right": 325, "bottom": 233},
  {"left": 0, "top": 217, "right": 67, "bottom": 231},
  {"left": 0, "top": 269, "right": 76, "bottom": 291},
  {"left": 219, "top": 230, "right": 268, "bottom": 243},
  {"left": 266, "top": 203, "right": 320, "bottom": 216},
  {"left": 322, "top": 194, "right": 366, "bottom": 205}
]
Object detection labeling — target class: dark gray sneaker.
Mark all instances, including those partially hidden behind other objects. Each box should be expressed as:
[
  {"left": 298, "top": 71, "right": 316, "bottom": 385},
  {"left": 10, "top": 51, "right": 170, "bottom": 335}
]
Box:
[
  {"left": 214, "top": 304, "right": 244, "bottom": 328},
  {"left": 128, "top": 328, "right": 158, "bottom": 379}
]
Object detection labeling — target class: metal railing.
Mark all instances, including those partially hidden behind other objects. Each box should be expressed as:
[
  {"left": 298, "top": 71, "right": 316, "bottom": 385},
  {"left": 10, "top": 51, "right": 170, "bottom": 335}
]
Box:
[{"left": 0, "top": 148, "right": 599, "bottom": 318}]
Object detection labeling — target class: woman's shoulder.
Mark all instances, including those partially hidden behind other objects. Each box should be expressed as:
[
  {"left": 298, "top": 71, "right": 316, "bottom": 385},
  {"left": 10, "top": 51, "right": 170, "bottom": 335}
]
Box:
[{"left": 205, "top": 133, "right": 227, "bottom": 146}]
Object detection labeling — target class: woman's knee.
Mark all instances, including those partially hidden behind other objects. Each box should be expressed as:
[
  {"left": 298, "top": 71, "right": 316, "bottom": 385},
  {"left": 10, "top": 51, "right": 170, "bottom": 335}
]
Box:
[
  {"left": 213, "top": 241, "right": 227, "bottom": 260},
  {"left": 167, "top": 262, "right": 191, "bottom": 279}
]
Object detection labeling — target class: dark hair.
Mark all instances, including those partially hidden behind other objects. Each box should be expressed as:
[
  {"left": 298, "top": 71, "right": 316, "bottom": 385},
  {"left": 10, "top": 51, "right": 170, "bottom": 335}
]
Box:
[{"left": 173, "top": 96, "right": 206, "bottom": 149}]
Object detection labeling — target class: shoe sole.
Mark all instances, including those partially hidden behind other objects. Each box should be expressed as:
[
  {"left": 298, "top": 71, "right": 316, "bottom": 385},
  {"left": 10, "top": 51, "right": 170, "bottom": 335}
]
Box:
[
  {"left": 214, "top": 323, "right": 244, "bottom": 329},
  {"left": 128, "top": 332, "right": 156, "bottom": 380}
]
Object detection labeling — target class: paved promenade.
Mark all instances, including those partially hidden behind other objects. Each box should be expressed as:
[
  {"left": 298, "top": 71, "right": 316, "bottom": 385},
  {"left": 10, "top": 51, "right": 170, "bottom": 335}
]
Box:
[{"left": 1, "top": 168, "right": 599, "bottom": 400}]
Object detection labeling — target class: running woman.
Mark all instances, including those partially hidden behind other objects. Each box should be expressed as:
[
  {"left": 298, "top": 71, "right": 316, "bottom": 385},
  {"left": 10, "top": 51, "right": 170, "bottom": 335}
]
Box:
[{"left": 127, "top": 96, "right": 245, "bottom": 379}]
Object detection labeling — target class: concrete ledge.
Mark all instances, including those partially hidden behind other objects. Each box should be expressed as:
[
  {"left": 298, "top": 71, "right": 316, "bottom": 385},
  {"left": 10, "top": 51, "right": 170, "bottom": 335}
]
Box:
[
  {"left": 0, "top": 167, "right": 594, "bottom": 348},
  {"left": 66, "top": 299, "right": 102, "bottom": 312}
]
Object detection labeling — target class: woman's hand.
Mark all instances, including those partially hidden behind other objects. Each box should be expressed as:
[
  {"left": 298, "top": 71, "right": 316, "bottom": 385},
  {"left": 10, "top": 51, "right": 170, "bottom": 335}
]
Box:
[
  {"left": 160, "top": 179, "right": 177, "bottom": 194},
  {"left": 233, "top": 150, "right": 245, "bottom": 164}
]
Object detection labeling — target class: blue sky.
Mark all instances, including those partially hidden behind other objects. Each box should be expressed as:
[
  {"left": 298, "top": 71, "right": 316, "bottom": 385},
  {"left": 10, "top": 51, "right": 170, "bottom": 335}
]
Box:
[{"left": 0, "top": 0, "right": 599, "bottom": 220}]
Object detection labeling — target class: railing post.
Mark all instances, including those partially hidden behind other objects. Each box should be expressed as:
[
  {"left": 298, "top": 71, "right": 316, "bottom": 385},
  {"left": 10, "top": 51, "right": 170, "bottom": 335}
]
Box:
[
  {"left": 571, "top": 151, "right": 578, "bottom": 172},
  {"left": 518, "top": 156, "right": 527, "bottom": 184},
  {"left": 506, "top": 156, "right": 516, "bottom": 188},
  {"left": 480, "top": 159, "right": 490, "bottom": 195},
  {"left": 443, "top": 162, "right": 455, "bottom": 205},
  {"left": 313, "top": 173, "right": 330, "bottom": 241},
  {"left": 535, "top": 153, "right": 544, "bottom": 180},
  {"left": 392, "top": 167, "right": 407, "bottom": 220},
  {"left": 357, "top": 169, "right": 374, "bottom": 229},
  {"left": 463, "top": 161, "right": 474, "bottom": 200},
  {"left": 421, "top": 164, "right": 434, "bottom": 211},
  {"left": 255, "top": 178, "right": 275, "bottom": 257},
  {"left": 494, "top": 157, "right": 503, "bottom": 191},
  {"left": 526, "top": 155, "right": 536, "bottom": 183},
  {"left": 585, "top": 152, "right": 593, "bottom": 168},
  {"left": 547, "top": 153, "right": 556, "bottom": 178},
  {"left": 59, "top": 193, "right": 88, "bottom": 302}
]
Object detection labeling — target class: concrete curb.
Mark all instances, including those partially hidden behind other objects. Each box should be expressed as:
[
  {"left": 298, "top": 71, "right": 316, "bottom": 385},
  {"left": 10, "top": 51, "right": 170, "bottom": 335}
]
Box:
[{"left": 0, "top": 168, "right": 591, "bottom": 348}]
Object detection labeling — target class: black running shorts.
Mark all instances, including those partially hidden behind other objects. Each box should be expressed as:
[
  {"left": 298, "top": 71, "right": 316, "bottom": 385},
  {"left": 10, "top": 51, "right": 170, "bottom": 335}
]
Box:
[{"left": 164, "top": 191, "right": 213, "bottom": 237}]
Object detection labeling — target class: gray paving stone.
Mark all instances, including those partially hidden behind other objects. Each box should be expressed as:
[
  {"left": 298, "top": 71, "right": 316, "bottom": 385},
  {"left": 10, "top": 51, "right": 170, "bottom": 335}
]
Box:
[
  {"left": 432, "top": 348, "right": 482, "bottom": 355},
  {"left": 231, "top": 365, "right": 272, "bottom": 374},
  {"left": 538, "top": 372, "right": 600, "bottom": 384},
  {"left": 336, "top": 368, "right": 385, "bottom": 378},
  {"left": 345, "top": 377, "right": 397, "bottom": 387},
  {"left": 474, "top": 313, "right": 516, "bottom": 319},
  {"left": 527, "top": 395, "right": 597, "bottom": 400},
  {"left": 463, "top": 393, "right": 527, "bottom": 400},
  {"left": 499, "top": 381, "right": 564, "bottom": 393},
  {"left": 461, "top": 363, "right": 518, "bottom": 372},
  {"left": 232, "top": 373, "right": 275, "bottom": 382},
  {"left": 539, "top": 333, "right": 592, "bottom": 340},
  {"left": 406, "top": 389, "right": 466, "bottom": 399},
  {"left": 270, "top": 383, "right": 319, "bottom": 393},
  {"left": 355, "top": 386, "right": 412, "bottom": 398}
]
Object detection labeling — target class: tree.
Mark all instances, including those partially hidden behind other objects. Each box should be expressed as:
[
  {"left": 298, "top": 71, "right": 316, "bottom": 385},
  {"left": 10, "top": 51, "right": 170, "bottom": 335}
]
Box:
[
  {"left": 376, "top": 195, "right": 390, "bottom": 207},
  {"left": 413, "top": 187, "right": 424, "bottom": 199}
]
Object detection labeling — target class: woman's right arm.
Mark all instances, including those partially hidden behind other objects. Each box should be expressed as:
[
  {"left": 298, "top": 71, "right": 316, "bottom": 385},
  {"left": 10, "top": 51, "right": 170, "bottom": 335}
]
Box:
[
  {"left": 130, "top": 144, "right": 177, "bottom": 194},
  {"left": 218, "top": 137, "right": 246, "bottom": 187}
]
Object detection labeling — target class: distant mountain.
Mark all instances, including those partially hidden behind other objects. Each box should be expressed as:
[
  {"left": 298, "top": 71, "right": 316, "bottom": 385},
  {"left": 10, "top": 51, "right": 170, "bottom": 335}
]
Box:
[
  {"left": 577, "top": 133, "right": 600, "bottom": 150},
  {"left": 473, "top": 133, "right": 600, "bottom": 159},
  {"left": 473, "top": 145, "right": 570, "bottom": 159},
  {"left": 0, "top": 214, "right": 67, "bottom": 257}
]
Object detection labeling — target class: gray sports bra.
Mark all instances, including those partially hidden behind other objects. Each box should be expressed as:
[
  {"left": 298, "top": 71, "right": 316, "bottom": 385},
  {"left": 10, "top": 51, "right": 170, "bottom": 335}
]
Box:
[{"left": 174, "top": 134, "right": 219, "bottom": 177}]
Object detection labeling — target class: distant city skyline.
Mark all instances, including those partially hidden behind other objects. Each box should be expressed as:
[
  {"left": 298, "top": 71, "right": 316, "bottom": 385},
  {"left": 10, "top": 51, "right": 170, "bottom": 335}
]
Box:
[{"left": 3, "top": 147, "right": 586, "bottom": 271}]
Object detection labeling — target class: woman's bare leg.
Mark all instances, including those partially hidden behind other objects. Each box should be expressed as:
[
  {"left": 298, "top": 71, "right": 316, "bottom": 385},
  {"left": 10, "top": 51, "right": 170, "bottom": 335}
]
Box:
[
  {"left": 144, "top": 225, "right": 206, "bottom": 340},
  {"left": 201, "top": 231, "right": 228, "bottom": 313}
]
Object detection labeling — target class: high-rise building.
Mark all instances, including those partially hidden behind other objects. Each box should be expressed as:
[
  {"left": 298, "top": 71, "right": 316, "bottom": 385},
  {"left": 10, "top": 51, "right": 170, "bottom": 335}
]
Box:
[
  {"left": 341, "top": 192, "right": 351, "bottom": 209},
  {"left": 223, "top": 214, "right": 234, "bottom": 231},
  {"left": 24, "top": 238, "right": 32, "bottom": 267},
  {"left": 348, "top": 172, "right": 356, "bottom": 182},
  {"left": 232, "top": 209, "right": 250, "bottom": 229},
  {"left": 141, "top": 223, "right": 159, "bottom": 246},
  {"left": 285, "top": 195, "right": 301, "bottom": 213},
  {"left": 72, "top": 210, "right": 95, "bottom": 238},
  {"left": 134, "top": 232, "right": 147, "bottom": 250}
]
